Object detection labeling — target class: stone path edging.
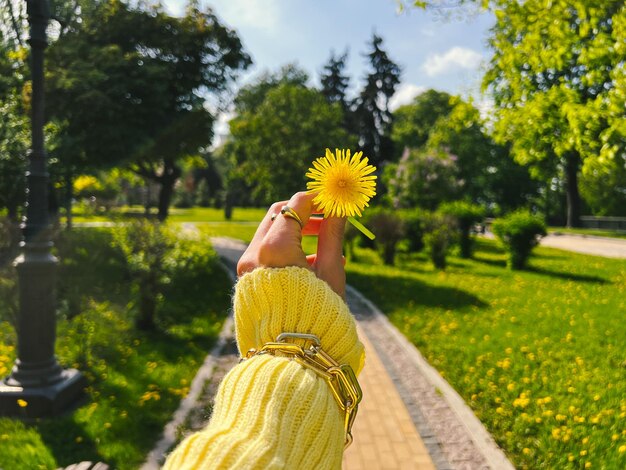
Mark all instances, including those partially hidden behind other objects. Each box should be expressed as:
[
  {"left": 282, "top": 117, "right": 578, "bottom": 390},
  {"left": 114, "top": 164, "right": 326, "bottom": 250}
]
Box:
[{"left": 347, "top": 285, "right": 514, "bottom": 470}]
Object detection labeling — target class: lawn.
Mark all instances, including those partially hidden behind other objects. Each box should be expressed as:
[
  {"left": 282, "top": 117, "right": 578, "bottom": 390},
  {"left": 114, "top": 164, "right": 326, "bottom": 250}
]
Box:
[
  {"left": 0, "top": 227, "right": 231, "bottom": 469},
  {"left": 65, "top": 205, "right": 268, "bottom": 224},
  {"left": 346, "top": 239, "right": 625, "bottom": 469}
]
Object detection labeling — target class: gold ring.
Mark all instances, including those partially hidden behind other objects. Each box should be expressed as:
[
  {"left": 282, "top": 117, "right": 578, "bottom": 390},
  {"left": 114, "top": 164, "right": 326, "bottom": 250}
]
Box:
[{"left": 280, "top": 205, "right": 304, "bottom": 229}]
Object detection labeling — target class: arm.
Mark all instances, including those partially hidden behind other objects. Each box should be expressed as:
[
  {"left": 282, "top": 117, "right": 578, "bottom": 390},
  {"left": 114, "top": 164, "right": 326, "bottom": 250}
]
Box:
[{"left": 163, "top": 193, "right": 364, "bottom": 470}]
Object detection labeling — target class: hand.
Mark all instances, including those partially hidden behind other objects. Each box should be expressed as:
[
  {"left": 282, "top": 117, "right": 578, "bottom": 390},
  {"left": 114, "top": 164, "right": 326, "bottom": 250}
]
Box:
[{"left": 237, "top": 191, "right": 347, "bottom": 298}]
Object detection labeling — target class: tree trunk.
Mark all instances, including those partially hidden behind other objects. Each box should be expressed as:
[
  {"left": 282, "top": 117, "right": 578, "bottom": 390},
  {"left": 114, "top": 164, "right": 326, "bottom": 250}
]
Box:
[
  {"left": 156, "top": 159, "right": 181, "bottom": 222},
  {"left": 564, "top": 152, "right": 582, "bottom": 228},
  {"left": 65, "top": 172, "right": 73, "bottom": 230},
  {"left": 7, "top": 203, "right": 18, "bottom": 223}
]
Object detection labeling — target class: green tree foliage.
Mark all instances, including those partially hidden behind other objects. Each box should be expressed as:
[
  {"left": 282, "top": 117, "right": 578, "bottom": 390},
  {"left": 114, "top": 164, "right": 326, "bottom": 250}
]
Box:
[
  {"left": 385, "top": 148, "right": 461, "bottom": 210},
  {"left": 225, "top": 74, "right": 351, "bottom": 204},
  {"left": 483, "top": 0, "right": 626, "bottom": 225},
  {"left": 392, "top": 89, "right": 453, "bottom": 152},
  {"left": 392, "top": 90, "right": 537, "bottom": 211},
  {"left": 426, "top": 96, "right": 537, "bottom": 211},
  {"left": 580, "top": 157, "right": 626, "bottom": 216},
  {"left": 45, "top": 0, "right": 251, "bottom": 221},
  {"left": 353, "top": 34, "right": 401, "bottom": 166},
  {"left": 0, "top": 41, "right": 28, "bottom": 221}
]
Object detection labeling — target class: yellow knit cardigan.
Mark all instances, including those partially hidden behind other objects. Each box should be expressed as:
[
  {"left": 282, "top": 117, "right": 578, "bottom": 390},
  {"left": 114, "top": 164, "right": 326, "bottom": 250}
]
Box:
[{"left": 163, "top": 266, "right": 365, "bottom": 469}]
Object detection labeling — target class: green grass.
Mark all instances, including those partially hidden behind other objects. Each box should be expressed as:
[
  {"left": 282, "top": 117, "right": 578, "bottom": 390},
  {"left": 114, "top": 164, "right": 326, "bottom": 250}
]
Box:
[
  {"left": 0, "top": 227, "right": 231, "bottom": 469},
  {"left": 549, "top": 227, "right": 626, "bottom": 240},
  {"left": 65, "top": 206, "right": 268, "bottom": 224},
  {"left": 345, "top": 239, "right": 626, "bottom": 470}
]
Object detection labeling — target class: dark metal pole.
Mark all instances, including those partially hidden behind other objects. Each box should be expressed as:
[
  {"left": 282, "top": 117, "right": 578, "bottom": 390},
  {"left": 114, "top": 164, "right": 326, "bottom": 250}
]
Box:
[{"left": 0, "top": 0, "right": 85, "bottom": 418}]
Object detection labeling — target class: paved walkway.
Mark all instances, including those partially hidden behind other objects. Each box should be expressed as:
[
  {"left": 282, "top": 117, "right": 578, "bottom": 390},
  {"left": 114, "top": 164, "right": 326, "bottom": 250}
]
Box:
[
  {"left": 200, "top": 237, "right": 512, "bottom": 470},
  {"left": 539, "top": 233, "right": 626, "bottom": 258}
]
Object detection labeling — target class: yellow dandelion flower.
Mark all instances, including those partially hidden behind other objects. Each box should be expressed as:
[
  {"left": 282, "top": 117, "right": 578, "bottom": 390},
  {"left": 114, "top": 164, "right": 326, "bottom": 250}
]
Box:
[
  {"left": 306, "top": 148, "right": 376, "bottom": 218},
  {"left": 17, "top": 399, "right": 28, "bottom": 408},
  {"left": 619, "top": 445, "right": 626, "bottom": 453}
]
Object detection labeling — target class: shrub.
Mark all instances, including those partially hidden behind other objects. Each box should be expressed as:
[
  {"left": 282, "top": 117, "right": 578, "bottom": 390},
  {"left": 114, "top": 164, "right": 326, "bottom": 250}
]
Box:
[
  {"left": 365, "top": 209, "right": 405, "bottom": 266},
  {"left": 112, "top": 220, "right": 176, "bottom": 330},
  {"left": 343, "top": 220, "right": 361, "bottom": 261},
  {"left": 423, "top": 213, "right": 455, "bottom": 270},
  {"left": 398, "top": 209, "right": 426, "bottom": 253},
  {"left": 439, "top": 201, "right": 485, "bottom": 258},
  {"left": 492, "top": 211, "right": 547, "bottom": 270},
  {"left": 112, "top": 221, "right": 221, "bottom": 330}
]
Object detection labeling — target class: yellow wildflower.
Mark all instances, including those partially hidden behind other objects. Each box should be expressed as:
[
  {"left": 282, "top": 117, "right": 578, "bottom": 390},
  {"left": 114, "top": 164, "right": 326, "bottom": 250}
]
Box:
[
  {"left": 17, "top": 399, "right": 28, "bottom": 408},
  {"left": 306, "top": 148, "right": 376, "bottom": 217},
  {"left": 619, "top": 445, "right": 626, "bottom": 453}
]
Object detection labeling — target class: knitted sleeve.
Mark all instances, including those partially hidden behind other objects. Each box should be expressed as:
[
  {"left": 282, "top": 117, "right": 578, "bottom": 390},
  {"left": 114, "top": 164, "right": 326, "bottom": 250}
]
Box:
[{"left": 162, "top": 266, "right": 365, "bottom": 470}]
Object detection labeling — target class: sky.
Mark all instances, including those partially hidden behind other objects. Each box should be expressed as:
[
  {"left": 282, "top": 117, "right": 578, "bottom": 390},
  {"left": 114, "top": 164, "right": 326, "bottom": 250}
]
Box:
[{"left": 163, "top": 0, "right": 495, "bottom": 138}]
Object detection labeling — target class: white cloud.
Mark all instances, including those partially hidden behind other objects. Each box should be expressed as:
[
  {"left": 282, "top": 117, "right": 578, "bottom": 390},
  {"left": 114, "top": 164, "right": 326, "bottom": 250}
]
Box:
[
  {"left": 164, "top": 0, "right": 280, "bottom": 34},
  {"left": 422, "top": 47, "right": 483, "bottom": 77},
  {"left": 389, "top": 83, "right": 426, "bottom": 111},
  {"left": 212, "top": 0, "right": 281, "bottom": 34}
]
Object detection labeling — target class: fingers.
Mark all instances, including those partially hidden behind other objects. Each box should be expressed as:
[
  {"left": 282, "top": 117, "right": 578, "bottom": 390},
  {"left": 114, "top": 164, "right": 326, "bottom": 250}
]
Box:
[
  {"left": 257, "top": 192, "right": 315, "bottom": 270},
  {"left": 314, "top": 216, "right": 347, "bottom": 298},
  {"left": 237, "top": 200, "right": 288, "bottom": 276}
]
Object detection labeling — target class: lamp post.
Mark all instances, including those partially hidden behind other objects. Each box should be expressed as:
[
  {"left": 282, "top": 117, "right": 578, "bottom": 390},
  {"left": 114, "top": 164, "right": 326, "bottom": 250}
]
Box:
[{"left": 0, "top": 0, "right": 85, "bottom": 417}]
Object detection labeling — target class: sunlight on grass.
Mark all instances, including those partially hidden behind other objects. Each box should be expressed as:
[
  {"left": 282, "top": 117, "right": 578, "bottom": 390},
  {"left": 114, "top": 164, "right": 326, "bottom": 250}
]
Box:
[{"left": 346, "top": 239, "right": 626, "bottom": 469}]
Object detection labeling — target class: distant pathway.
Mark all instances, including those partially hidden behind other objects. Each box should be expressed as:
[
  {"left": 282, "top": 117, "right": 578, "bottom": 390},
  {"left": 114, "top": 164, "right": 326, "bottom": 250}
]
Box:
[{"left": 539, "top": 233, "right": 626, "bottom": 258}]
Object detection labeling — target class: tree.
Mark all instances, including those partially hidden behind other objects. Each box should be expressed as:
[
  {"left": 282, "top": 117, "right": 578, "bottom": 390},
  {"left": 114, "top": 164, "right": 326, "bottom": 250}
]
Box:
[
  {"left": 320, "top": 50, "right": 351, "bottom": 109},
  {"left": 392, "top": 89, "right": 453, "bottom": 152},
  {"left": 391, "top": 91, "right": 537, "bottom": 211},
  {"left": 0, "top": 38, "right": 28, "bottom": 222},
  {"left": 225, "top": 79, "right": 352, "bottom": 204},
  {"left": 426, "top": 96, "right": 537, "bottom": 211},
  {"left": 353, "top": 34, "right": 401, "bottom": 167},
  {"left": 580, "top": 156, "right": 626, "bottom": 216},
  {"left": 483, "top": 1, "right": 626, "bottom": 226},
  {"left": 385, "top": 147, "right": 461, "bottom": 210},
  {"left": 45, "top": 0, "right": 251, "bottom": 221}
]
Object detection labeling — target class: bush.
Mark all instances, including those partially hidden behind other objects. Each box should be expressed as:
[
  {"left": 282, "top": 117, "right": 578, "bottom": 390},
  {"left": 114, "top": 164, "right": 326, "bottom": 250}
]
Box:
[
  {"left": 398, "top": 209, "right": 426, "bottom": 253},
  {"left": 492, "top": 211, "right": 547, "bottom": 269},
  {"left": 112, "top": 221, "right": 176, "bottom": 330},
  {"left": 343, "top": 220, "right": 361, "bottom": 261},
  {"left": 423, "top": 213, "right": 455, "bottom": 270},
  {"left": 112, "top": 221, "right": 221, "bottom": 330},
  {"left": 364, "top": 209, "right": 405, "bottom": 266},
  {"left": 439, "top": 201, "right": 485, "bottom": 258}
]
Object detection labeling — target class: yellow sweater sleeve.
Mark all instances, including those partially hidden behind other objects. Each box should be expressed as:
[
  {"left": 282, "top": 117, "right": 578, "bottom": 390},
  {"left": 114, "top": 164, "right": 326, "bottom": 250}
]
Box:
[{"left": 162, "top": 266, "right": 365, "bottom": 469}]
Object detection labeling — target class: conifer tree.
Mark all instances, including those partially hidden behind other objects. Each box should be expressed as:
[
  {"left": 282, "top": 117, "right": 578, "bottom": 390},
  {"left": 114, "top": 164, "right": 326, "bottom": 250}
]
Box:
[{"left": 353, "top": 34, "right": 401, "bottom": 167}]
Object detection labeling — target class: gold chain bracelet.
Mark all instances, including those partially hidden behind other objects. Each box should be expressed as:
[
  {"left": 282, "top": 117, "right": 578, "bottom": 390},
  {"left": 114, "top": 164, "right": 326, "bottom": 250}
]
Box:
[{"left": 244, "top": 332, "right": 363, "bottom": 449}]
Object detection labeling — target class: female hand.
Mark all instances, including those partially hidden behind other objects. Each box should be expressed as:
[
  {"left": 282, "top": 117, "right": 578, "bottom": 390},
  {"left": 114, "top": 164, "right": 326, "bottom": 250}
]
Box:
[{"left": 237, "top": 191, "right": 347, "bottom": 298}]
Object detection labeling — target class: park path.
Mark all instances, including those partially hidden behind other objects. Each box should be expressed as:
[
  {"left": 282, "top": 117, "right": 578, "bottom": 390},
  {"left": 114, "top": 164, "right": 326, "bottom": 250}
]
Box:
[
  {"left": 482, "top": 230, "right": 626, "bottom": 259},
  {"left": 538, "top": 233, "right": 626, "bottom": 258},
  {"left": 201, "top": 237, "right": 513, "bottom": 470}
]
